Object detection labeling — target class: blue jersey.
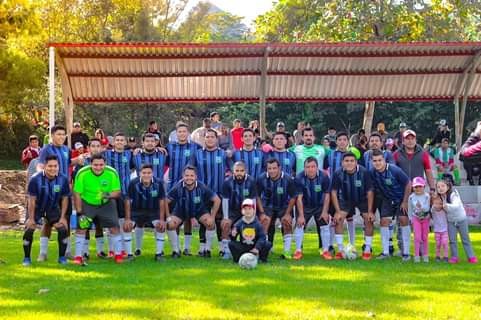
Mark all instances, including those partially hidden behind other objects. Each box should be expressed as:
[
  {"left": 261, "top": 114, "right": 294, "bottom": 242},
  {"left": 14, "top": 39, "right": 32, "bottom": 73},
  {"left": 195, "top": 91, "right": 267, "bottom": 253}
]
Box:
[
  {"left": 38, "top": 144, "right": 71, "bottom": 178},
  {"left": 325, "top": 149, "right": 346, "bottom": 177},
  {"left": 167, "top": 181, "right": 216, "bottom": 219},
  {"left": 265, "top": 150, "right": 296, "bottom": 176},
  {"left": 221, "top": 175, "right": 257, "bottom": 215},
  {"left": 104, "top": 149, "right": 133, "bottom": 195},
  {"left": 132, "top": 150, "right": 167, "bottom": 182},
  {"left": 166, "top": 142, "right": 200, "bottom": 190},
  {"left": 370, "top": 164, "right": 410, "bottom": 203},
  {"left": 295, "top": 170, "right": 330, "bottom": 209},
  {"left": 192, "top": 148, "right": 229, "bottom": 194},
  {"left": 257, "top": 172, "right": 298, "bottom": 210},
  {"left": 363, "top": 150, "right": 394, "bottom": 171},
  {"left": 28, "top": 172, "right": 70, "bottom": 217},
  {"left": 331, "top": 165, "right": 373, "bottom": 204},
  {"left": 232, "top": 148, "right": 264, "bottom": 180},
  {"left": 127, "top": 177, "right": 165, "bottom": 211}
]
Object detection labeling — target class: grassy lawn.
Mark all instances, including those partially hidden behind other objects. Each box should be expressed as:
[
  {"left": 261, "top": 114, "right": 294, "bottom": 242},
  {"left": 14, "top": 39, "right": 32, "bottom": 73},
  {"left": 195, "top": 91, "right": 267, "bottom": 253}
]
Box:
[
  {"left": 0, "top": 158, "right": 22, "bottom": 170},
  {"left": 0, "top": 228, "right": 480, "bottom": 320}
]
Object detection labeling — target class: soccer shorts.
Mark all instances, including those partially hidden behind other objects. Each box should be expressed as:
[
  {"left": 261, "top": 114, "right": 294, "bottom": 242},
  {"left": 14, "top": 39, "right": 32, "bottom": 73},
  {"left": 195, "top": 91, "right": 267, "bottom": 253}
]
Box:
[{"left": 81, "top": 199, "right": 119, "bottom": 228}]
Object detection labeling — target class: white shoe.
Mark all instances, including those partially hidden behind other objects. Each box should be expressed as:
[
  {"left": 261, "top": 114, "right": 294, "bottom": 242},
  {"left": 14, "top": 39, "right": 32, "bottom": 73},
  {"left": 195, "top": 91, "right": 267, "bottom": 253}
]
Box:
[{"left": 37, "top": 253, "right": 47, "bottom": 262}]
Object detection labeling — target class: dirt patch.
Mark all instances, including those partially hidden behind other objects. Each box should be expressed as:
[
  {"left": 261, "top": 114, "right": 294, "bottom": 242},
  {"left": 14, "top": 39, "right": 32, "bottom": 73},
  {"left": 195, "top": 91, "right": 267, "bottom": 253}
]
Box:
[{"left": 0, "top": 170, "right": 26, "bottom": 228}]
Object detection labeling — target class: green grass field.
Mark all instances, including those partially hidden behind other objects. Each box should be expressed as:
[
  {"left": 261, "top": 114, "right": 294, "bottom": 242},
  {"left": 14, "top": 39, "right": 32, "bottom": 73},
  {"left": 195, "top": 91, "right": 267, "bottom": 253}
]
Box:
[{"left": 1, "top": 228, "right": 480, "bottom": 320}]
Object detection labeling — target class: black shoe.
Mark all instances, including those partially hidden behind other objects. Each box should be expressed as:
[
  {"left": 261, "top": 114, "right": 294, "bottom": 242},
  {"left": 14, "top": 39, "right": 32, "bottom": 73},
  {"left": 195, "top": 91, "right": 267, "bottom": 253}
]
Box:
[
  {"left": 361, "top": 244, "right": 373, "bottom": 253},
  {"left": 328, "top": 245, "right": 335, "bottom": 256},
  {"left": 203, "top": 250, "right": 211, "bottom": 258},
  {"left": 197, "top": 250, "right": 205, "bottom": 257},
  {"left": 83, "top": 253, "right": 90, "bottom": 261},
  {"left": 172, "top": 251, "right": 181, "bottom": 259},
  {"left": 219, "top": 250, "right": 225, "bottom": 257},
  {"left": 96, "top": 251, "right": 108, "bottom": 259},
  {"left": 154, "top": 252, "right": 164, "bottom": 262},
  {"left": 389, "top": 245, "right": 394, "bottom": 256},
  {"left": 125, "top": 254, "right": 135, "bottom": 262},
  {"left": 468, "top": 179, "right": 475, "bottom": 186},
  {"left": 182, "top": 249, "right": 192, "bottom": 256},
  {"left": 134, "top": 249, "right": 141, "bottom": 256}
]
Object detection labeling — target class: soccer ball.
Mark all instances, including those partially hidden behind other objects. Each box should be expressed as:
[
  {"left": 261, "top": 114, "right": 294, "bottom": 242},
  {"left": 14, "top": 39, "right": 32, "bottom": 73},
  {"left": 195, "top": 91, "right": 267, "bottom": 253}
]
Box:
[
  {"left": 344, "top": 244, "right": 358, "bottom": 260},
  {"left": 238, "top": 253, "right": 258, "bottom": 269}
]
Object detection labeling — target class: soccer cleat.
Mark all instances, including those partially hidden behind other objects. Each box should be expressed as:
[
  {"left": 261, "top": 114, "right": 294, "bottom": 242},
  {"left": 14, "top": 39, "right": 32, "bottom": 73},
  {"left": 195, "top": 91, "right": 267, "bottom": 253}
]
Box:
[
  {"left": 321, "top": 250, "right": 333, "bottom": 260},
  {"left": 219, "top": 250, "right": 225, "bottom": 257},
  {"left": 222, "top": 251, "right": 232, "bottom": 260},
  {"left": 197, "top": 250, "right": 205, "bottom": 257},
  {"left": 448, "top": 257, "right": 459, "bottom": 264},
  {"left": 97, "top": 251, "right": 108, "bottom": 259},
  {"left": 58, "top": 256, "right": 68, "bottom": 265},
  {"left": 73, "top": 256, "right": 87, "bottom": 266},
  {"left": 172, "top": 251, "right": 181, "bottom": 259},
  {"left": 280, "top": 251, "right": 292, "bottom": 260},
  {"left": 293, "top": 250, "right": 303, "bottom": 260},
  {"left": 134, "top": 249, "right": 142, "bottom": 256},
  {"left": 328, "top": 245, "right": 335, "bottom": 256},
  {"left": 37, "top": 253, "right": 47, "bottom": 262},
  {"left": 121, "top": 250, "right": 127, "bottom": 258},
  {"left": 389, "top": 245, "right": 394, "bottom": 256},
  {"left": 114, "top": 254, "right": 123, "bottom": 264},
  {"left": 125, "top": 254, "right": 135, "bottom": 262},
  {"left": 182, "top": 249, "right": 192, "bottom": 256},
  {"left": 154, "top": 252, "right": 164, "bottom": 262},
  {"left": 362, "top": 244, "right": 373, "bottom": 254},
  {"left": 468, "top": 256, "right": 478, "bottom": 264},
  {"left": 22, "top": 257, "right": 32, "bottom": 266},
  {"left": 376, "top": 253, "right": 390, "bottom": 260},
  {"left": 108, "top": 251, "right": 115, "bottom": 258},
  {"left": 402, "top": 255, "right": 411, "bottom": 262},
  {"left": 362, "top": 252, "right": 372, "bottom": 261},
  {"left": 334, "top": 252, "right": 345, "bottom": 260},
  {"left": 203, "top": 250, "right": 212, "bottom": 258},
  {"left": 83, "top": 253, "right": 90, "bottom": 261}
]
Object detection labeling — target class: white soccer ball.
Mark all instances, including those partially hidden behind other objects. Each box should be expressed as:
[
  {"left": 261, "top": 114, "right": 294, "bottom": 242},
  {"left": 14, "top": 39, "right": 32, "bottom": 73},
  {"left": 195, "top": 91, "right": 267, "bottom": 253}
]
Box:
[
  {"left": 344, "top": 244, "right": 358, "bottom": 260},
  {"left": 238, "top": 252, "right": 258, "bottom": 269}
]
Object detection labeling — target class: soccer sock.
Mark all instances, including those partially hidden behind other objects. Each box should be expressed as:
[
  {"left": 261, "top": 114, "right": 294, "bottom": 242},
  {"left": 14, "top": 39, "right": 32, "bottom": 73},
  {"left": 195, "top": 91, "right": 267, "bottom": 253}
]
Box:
[
  {"left": 222, "top": 239, "right": 230, "bottom": 254},
  {"left": 347, "top": 220, "right": 355, "bottom": 246},
  {"left": 283, "top": 233, "right": 292, "bottom": 253},
  {"left": 123, "top": 232, "right": 133, "bottom": 255},
  {"left": 39, "top": 236, "right": 49, "bottom": 256},
  {"left": 167, "top": 229, "right": 180, "bottom": 253},
  {"left": 57, "top": 227, "right": 68, "bottom": 258},
  {"left": 83, "top": 238, "right": 90, "bottom": 256},
  {"left": 155, "top": 231, "right": 165, "bottom": 254},
  {"left": 401, "top": 225, "right": 411, "bottom": 256},
  {"left": 65, "top": 236, "right": 71, "bottom": 255},
  {"left": 75, "top": 234, "right": 85, "bottom": 258},
  {"left": 135, "top": 228, "right": 144, "bottom": 251},
  {"left": 320, "top": 225, "right": 331, "bottom": 251},
  {"left": 364, "top": 236, "right": 373, "bottom": 253},
  {"left": 380, "top": 226, "right": 390, "bottom": 255},
  {"left": 335, "top": 234, "right": 344, "bottom": 252},
  {"left": 112, "top": 234, "right": 122, "bottom": 255},
  {"left": 184, "top": 233, "right": 192, "bottom": 251},
  {"left": 388, "top": 222, "right": 394, "bottom": 247},
  {"left": 108, "top": 232, "right": 114, "bottom": 252},
  {"left": 294, "top": 226, "right": 304, "bottom": 251},
  {"left": 95, "top": 235, "right": 105, "bottom": 254},
  {"left": 199, "top": 242, "right": 206, "bottom": 252},
  {"left": 329, "top": 225, "right": 335, "bottom": 247},
  {"left": 205, "top": 229, "right": 215, "bottom": 251},
  {"left": 23, "top": 229, "right": 34, "bottom": 259}
]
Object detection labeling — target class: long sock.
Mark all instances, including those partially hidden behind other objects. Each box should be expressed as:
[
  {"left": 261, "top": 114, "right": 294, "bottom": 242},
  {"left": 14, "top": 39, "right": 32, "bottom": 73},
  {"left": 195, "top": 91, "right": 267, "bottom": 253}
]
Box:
[
  {"left": 135, "top": 228, "right": 144, "bottom": 251},
  {"left": 184, "top": 233, "right": 192, "bottom": 251},
  {"left": 75, "top": 234, "right": 85, "bottom": 257},
  {"left": 347, "top": 220, "right": 355, "bottom": 246},
  {"left": 65, "top": 237, "right": 71, "bottom": 256},
  {"left": 155, "top": 231, "right": 165, "bottom": 254},
  {"left": 388, "top": 222, "right": 394, "bottom": 247},
  {"left": 335, "top": 234, "right": 344, "bottom": 252},
  {"left": 123, "top": 233, "right": 133, "bottom": 255},
  {"left": 108, "top": 232, "right": 114, "bottom": 252},
  {"left": 167, "top": 230, "right": 180, "bottom": 252},
  {"left": 23, "top": 229, "right": 34, "bottom": 258},
  {"left": 329, "top": 225, "right": 335, "bottom": 247},
  {"left": 205, "top": 229, "right": 215, "bottom": 251},
  {"left": 294, "top": 226, "right": 304, "bottom": 251},
  {"left": 283, "top": 233, "right": 293, "bottom": 252},
  {"left": 222, "top": 239, "right": 230, "bottom": 254},
  {"left": 112, "top": 234, "right": 122, "bottom": 255},
  {"left": 83, "top": 239, "right": 90, "bottom": 256},
  {"left": 199, "top": 225, "right": 206, "bottom": 252},
  {"left": 380, "top": 226, "right": 390, "bottom": 255},
  {"left": 320, "top": 225, "right": 331, "bottom": 251},
  {"left": 401, "top": 225, "right": 411, "bottom": 256},
  {"left": 96, "top": 236, "right": 105, "bottom": 254},
  {"left": 199, "top": 242, "right": 206, "bottom": 252},
  {"left": 39, "top": 236, "right": 49, "bottom": 256},
  {"left": 58, "top": 228, "right": 68, "bottom": 257},
  {"left": 364, "top": 236, "right": 373, "bottom": 253}
]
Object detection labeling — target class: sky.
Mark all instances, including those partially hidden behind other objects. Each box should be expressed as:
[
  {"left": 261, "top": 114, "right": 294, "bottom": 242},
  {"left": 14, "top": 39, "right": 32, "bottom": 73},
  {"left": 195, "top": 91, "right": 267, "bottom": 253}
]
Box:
[{"left": 183, "top": 0, "right": 275, "bottom": 28}]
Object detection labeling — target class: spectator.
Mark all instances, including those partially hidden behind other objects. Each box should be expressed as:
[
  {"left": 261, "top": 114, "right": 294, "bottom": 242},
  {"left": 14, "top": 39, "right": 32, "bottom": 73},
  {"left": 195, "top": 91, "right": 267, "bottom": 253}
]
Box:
[
  {"left": 126, "top": 137, "right": 137, "bottom": 150},
  {"left": 377, "top": 122, "right": 389, "bottom": 143},
  {"left": 394, "top": 122, "right": 407, "bottom": 149},
  {"left": 21, "top": 135, "right": 40, "bottom": 168},
  {"left": 274, "top": 122, "right": 294, "bottom": 147},
  {"left": 231, "top": 119, "right": 244, "bottom": 150},
  {"left": 218, "top": 125, "right": 232, "bottom": 152},
  {"left": 67, "top": 122, "right": 89, "bottom": 148},
  {"left": 431, "top": 119, "right": 451, "bottom": 147},
  {"left": 322, "top": 136, "right": 330, "bottom": 149},
  {"left": 356, "top": 135, "right": 368, "bottom": 158},
  {"left": 95, "top": 128, "right": 109, "bottom": 148},
  {"left": 434, "top": 138, "right": 459, "bottom": 185},
  {"left": 169, "top": 121, "right": 191, "bottom": 144},
  {"left": 191, "top": 118, "right": 212, "bottom": 148},
  {"left": 460, "top": 121, "right": 481, "bottom": 185},
  {"left": 210, "top": 112, "right": 222, "bottom": 130},
  {"left": 327, "top": 127, "right": 337, "bottom": 148},
  {"left": 293, "top": 121, "right": 305, "bottom": 145},
  {"left": 145, "top": 120, "right": 166, "bottom": 145},
  {"left": 350, "top": 128, "right": 366, "bottom": 147},
  {"left": 385, "top": 138, "right": 396, "bottom": 152}
]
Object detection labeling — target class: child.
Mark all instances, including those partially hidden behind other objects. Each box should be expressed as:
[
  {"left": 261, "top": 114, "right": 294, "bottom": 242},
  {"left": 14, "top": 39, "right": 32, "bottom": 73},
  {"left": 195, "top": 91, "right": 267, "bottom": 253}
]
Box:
[
  {"left": 229, "top": 199, "right": 272, "bottom": 263},
  {"left": 431, "top": 194, "right": 449, "bottom": 262},
  {"left": 436, "top": 179, "right": 478, "bottom": 264},
  {"left": 408, "top": 177, "right": 431, "bottom": 263}
]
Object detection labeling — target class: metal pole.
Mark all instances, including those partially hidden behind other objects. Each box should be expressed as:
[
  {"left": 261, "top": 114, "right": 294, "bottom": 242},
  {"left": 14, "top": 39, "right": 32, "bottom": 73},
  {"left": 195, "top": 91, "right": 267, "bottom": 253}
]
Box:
[
  {"left": 48, "top": 46, "right": 55, "bottom": 131},
  {"left": 259, "top": 46, "right": 269, "bottom": 139}
]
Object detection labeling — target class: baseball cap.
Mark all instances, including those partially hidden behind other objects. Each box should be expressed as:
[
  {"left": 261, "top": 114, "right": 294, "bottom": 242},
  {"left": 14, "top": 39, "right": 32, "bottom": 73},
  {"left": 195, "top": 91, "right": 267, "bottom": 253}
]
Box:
[
  {"left": 412, "top": 176, "right": 426, "bottom": 188},
  {"left": 128, "top": 137, "right": 136, "bottom": 142},
  {"left": 403, "top": 129, "right": 416, "bottom": 138},
  {"left": 73, "top": 122, "right": 81, "bottom": 128},
  {"left": 399, "top": 122, "right": 407, "bottom": 128},
  {"left": 276, "top": 121, "right": 285, "bottom": 127},
  {"left": 242, "top": 199, "right": 255, "bottom": 208},
  {"left": 385, "top": 138, "right": 394, "bottom": 146},
  {"left": 439, "top": 119, "right": 447, "bottom": 126},
  {"left": 74, "top": 142, "right": 83, "bottom": 150}
]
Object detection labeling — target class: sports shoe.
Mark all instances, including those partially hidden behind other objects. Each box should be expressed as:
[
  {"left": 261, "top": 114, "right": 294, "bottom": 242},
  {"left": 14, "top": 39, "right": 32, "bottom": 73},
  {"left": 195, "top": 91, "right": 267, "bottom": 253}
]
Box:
[
  {"left": 468, "top": 256, "right": 478, "bottom": 264},
  {"left": 376, "top": 253, "right": 390, "bottom": 260},
  {"left": 58, "top": 256, "right": 68, "bottom": 265},
  {"left": 22, "top": 257, "right": 32, "bottom": 266},
  {"left": 222, "top": 251, "right": 232, "bottom": 260},
  {"left": 443, "top": 257, "right": 449, "bottom": 263},
  {"left": 172, "top": 251, "right": 181, "bottom": 259},
  {"left": 73, "top": 256, "right": 86, "bottom": 266},
  {"left": 328, "top": 245, "right": 335, "bottom": 256},
  {"left": 154, "top": 252, "right": 164, "bottom": 262},
  {"left": 280, "top": 251, "right": 292, "bottom": 260},
  {"left": 362, "top": 252, "right": 372, "bottom": 261},
  {"left": 125, "top": 254, "right": 135, "bottom": 262},
  {"left": 108, "top": 251, "right": 115, "bottom": 258},
  {"left": 435, "top": 256, "right": 441, "bottom": 262},
  {"left": 121, "top": 250, "right": 127, "bottom": 258},
  {"left": 448, "top": 257, "right": 459, "bottom": 264},
  {"left": 134, "top": 249, "right": 142, "bottom": 256},
  {"left": 219, "top": 251, "right": 225, "bottom": 257},
  {"left": 293, "top": 250, "right": 303, "bottom": 260},
  {"left": 83, "top": 253, "right": 90, "bottom": 261},
  {"left": 362, "top": 244, "right": 373, "bottom": 254},
  {"left": 321, "top": 250, "right": 333, "bottom": 260},
  {"left": 203, "top": 250, "right": 212, "bottom": 258},
  {"left": 97, "top": 251, "right": 108, "bottom": 259},
  {"left": 114, "top": 254, "right": 123, "bottom": 264},
  {"left": 389, "top": 245, "right": 394, "bottom": 256},
  {"left": 37, "top": 253, "right": 47, "bottom": 262},
  {"left": 414, "top": 256, "right": 421, "bottom": 263},
  {"left": 182, "top": 249, "right": 192, "bottom": 256},
  {"left": 197, "top": 250, "right": 205, "bottom": 257},
  {"left": 334, "top": 252, "right": 345, "bottom": 260},
  {"left": 402, "top": 255, "right": 411, "bottom": 262},
  {"left": 423, "top": 256, "right": 429, "bottom": 263}
]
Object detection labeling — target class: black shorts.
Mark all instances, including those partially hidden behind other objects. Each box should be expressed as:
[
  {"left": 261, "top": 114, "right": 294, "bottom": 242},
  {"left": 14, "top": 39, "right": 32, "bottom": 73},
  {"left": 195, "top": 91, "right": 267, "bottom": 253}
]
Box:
[
  {"left": 34, "top": 208, "right": 61, "bottom": 226},
  {"left": 173, "top": 206, "right": 210, "bottom": 221},
  {"left": 378, "top": 197, "right": 406, "bottom": 219},
  {"left": 338, "top": 200, "right": 369, "bottom": 218},
  {"left": 228, "top": 210, "right": 243, "bottom": 223},
  {"left": 81, "top": 200, "right": 119, "bottom": 228},
  {"left": 132, "top": 210, "right": 160, "bottom": 227},
  {"left": 116, "top": 198, "right": 126, "bottom": 219},
  {"left": 263, "top": 207, "right": 289, "bottom": 219}
]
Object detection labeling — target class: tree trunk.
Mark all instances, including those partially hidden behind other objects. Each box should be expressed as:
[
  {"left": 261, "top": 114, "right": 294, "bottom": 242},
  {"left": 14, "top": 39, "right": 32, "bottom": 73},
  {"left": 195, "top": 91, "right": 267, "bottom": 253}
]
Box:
[{"left": 363, "top": 101, "right": 375, "bottom": 137}]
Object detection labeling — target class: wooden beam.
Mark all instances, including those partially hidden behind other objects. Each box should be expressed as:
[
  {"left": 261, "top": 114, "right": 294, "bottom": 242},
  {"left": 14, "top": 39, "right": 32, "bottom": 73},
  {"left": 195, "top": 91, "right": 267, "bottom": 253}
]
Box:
[
  {"left": 259, "top": 46, "right": 269, "bottom": 139},
  {"left": 460, "top": 51, "right": 481, "bottom": 147},
  {"left": 363, "top": 101, "right": 375, "bottom": 137},
  {"left": 56, "top": 54, "right": 76, "bottom": 148}
]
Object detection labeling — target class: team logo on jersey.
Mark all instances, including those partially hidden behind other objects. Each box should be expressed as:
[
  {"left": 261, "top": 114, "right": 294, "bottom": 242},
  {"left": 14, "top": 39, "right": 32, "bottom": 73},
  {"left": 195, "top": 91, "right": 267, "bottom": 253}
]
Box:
[
  {"left": 53, "top": 184, "right": 61, "bottom": 193},
  {"left": 215, "top": 156, "right": 222, "bottom": 164},
  {"left": 385, "top": 178, "right": 392, "bottom": 186},
  {"left": 122, "top": 156, "right": 128, "bottom": 163},
  {"left": 153, "top": 158, "right": 160, "bottom": 165},
  {"left": 276, "top": 187, "right": 284, "bottom": 195},
  {"left": 254, "top": 157, "right": 260, "bottom": 164},
  {"left": 355, "top": 180, "right": 362, "bottom": 187},
  {"left": 284, "top": 158, "right": 290, "bottom": 165},
  {"left": 101, "top": 180, "right": 108, "bottom": 186},
  {"left": 243, "top": 188, "right": 250, "bottom": 196},
  {"left": 63, "top": 151, "right": 68, "bottom": 158},
  {"left": 194, "top": 196, "right": 201, "bottom": 204},
  {"left": 184, "top": 150, "right": 191, "bottom": 157},
  {"left": 151, "top": 190, "right": 158, "bottom": 197},
  {"left": 242, "top": 227, "right": 256, "bottom": 245},
  {"left": 314, "top": 185, "right": 322, "bottom": 192}
]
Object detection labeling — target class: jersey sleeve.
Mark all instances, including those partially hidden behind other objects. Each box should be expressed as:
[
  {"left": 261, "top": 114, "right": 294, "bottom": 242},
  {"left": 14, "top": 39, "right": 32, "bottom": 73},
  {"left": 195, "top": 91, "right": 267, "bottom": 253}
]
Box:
[
  {"left": 203, "top": 184, "right": 216, "bottom": 202},
  {"left": 167, "top": 184, "right": 178, "bottom": 202},
  {"left": 393, "top": 165, "right": 410, "bottom": 188},
  {"left": 287, "top": 177, "right": 299, "bottom": 197},
  {"left": 38, "top": 147, "right": 48, "bottom": 165},
  {"left": 421, "top": 152, "right": 431, "bottom": 170},
  {"left": 364, "top": 170, "right": 374, "bottom": 191},
  {"left": 27, "top": 176, "right": 38, "bottom": 196},
  {"left": 73, "top": 171, "right": 84, "bottom": 194},
  {"left": 126, "top": 180, "right": 135, "bottom": 200},
  {"left": 330, "top": 171, "right": 341, "bottom": 191},
  {"left": 111, "top": 172, "right": 121, "bottom": 192},
  {"left": 322, "top": 174, "right": 330, "bottom": 193},
  {"left": 61, "top": 178, "right": 71, "bottom": 197}
]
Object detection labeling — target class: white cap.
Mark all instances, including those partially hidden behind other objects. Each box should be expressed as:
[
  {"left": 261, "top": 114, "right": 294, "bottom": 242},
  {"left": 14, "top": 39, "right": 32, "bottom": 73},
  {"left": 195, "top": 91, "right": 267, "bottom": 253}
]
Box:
[
  {"left": 242, "top": 199, "right": 255, "bottom": 208},
  {"left": 74, "top": 142, "right": 83, "bottom": 150}
]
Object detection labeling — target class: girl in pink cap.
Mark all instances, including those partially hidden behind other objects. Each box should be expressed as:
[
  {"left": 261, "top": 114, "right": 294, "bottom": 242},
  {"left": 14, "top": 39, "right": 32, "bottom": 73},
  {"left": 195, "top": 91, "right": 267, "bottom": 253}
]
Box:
[{"left": 408, "top": 176, "right": 431, "bottom": 262}]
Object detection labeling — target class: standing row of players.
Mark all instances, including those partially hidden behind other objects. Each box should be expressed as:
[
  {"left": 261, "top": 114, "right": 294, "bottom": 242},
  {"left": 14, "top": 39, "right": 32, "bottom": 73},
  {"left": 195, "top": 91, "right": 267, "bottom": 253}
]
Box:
[{"left": 23, "top": 123, "right": 413, "bottom": 265}]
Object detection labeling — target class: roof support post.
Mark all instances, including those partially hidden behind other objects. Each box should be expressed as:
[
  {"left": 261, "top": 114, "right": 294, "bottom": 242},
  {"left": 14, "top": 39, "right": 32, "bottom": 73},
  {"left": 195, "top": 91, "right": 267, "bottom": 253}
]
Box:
[
  {"left": 56, "top": 53, "right": 76, "bottom": 148},
  {"left": 259, "top": 46, "right": 269, "bottom": 139},
  {"left": 48, "top": 46, "right": 55, "bottom": 134},
  {"left": 363, "top": 101, "right": 375, "bottom": 137}
]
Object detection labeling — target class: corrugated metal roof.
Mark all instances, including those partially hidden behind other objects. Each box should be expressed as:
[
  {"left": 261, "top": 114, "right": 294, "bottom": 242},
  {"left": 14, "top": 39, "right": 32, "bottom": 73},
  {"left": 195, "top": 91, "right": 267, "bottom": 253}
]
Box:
[{"left": 50, "top": 42, "right": 481, "bottom": 103}]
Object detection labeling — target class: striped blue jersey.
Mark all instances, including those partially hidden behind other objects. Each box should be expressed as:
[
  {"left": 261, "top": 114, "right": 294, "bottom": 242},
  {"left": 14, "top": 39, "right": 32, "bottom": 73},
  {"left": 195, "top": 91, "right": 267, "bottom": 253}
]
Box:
[
  {"left": 257, "top": 172, "right": 298, "bottom": 210},
  {"left": 192, "top": 148, "right": 229, "bottom": 194},
  {"left": 370, "top": 164, "right": 410, "bottom": 203},
  {"left": 331, "top": 165, "right": 373, "bottom": 204},
  {"left": 167, "top": 181, "right": 216, "bottom": 218},
  {"left": 132, "top": 150, "right": 167, "bottom": 181},
  {"left": 126, "top": 177, "right": 165, "bottom": 211},
  {"left": 38, "top": 144, "right": 71, "bottom": 178},
  {"left": 325, "top": 149, "right": 346, "bottom": 177},
  {"left": 232, "top": 148, "right": 264, "bottom": 180},
  {"left": 221, "top": 175, "right": 257, "bottom": 214},
  {"left": 28, "top": 172, "right": 70, "bottom": 217},
  {"left": 104, "top": 149, "right": 133, "bottom": 195},
  {"left": 363, "top": 150, "right": 394, "bottom": 171},
  {"left": 265, "top": 150, "right": 296, "bottom": 176},
  {"left": 295, "top": 170, "right": 330, "bottom": 209},
  {"left": 166, "top": 142, "right": 200, "bottom": 190}
]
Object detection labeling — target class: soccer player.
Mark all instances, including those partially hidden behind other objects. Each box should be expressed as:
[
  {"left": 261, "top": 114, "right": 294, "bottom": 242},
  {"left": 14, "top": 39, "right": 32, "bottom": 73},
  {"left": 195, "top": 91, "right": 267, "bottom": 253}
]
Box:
[
  {"left": 166, "top": 123, "right": 201, "bottom": 255},
  {"left": 290, "top": 127, "right": 328, "bottom": 175},
  {"left": 220, "top": 161, "right": 258, "bottom": 260},
  {"left": 362, "top": 133, "right": 395, "bottom": 171},
  {"left": 330, "top": 152, "right": 375, "bottom": 260},
  {"left": 22, "top": 155, "right": 70, "bottom": 266},
  {"left": 229, "top": 199, "right": 272, "bottom": 263},
  {"left": 165, "top": 166, "right": 221, "bottom": 258},
  {"left": 257, "top": 158, "right": 298, "bottom": 258},
  {"left": 265, "top": 132, "right": 296, "bottom": 176},
  {"left": 370, "top": 150, "right": 412, "bottom": 261},
  {"left": 131, "top": 133, "right": 167, "bottom": 256},
  {"left": 124, "top": 164, "right": 166, "bottom": 262},
  {"left": 73, "top": 154, "right": 123, "bottom": 265},
  {"left": 191, "top": 129, "right": 229, "bottom": 256},
  {"left": 232, "top": 128, "right": 265, "bottom": 180},
  {"left": 294, "top": 157, "right": 331, "bottom": 260}
]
